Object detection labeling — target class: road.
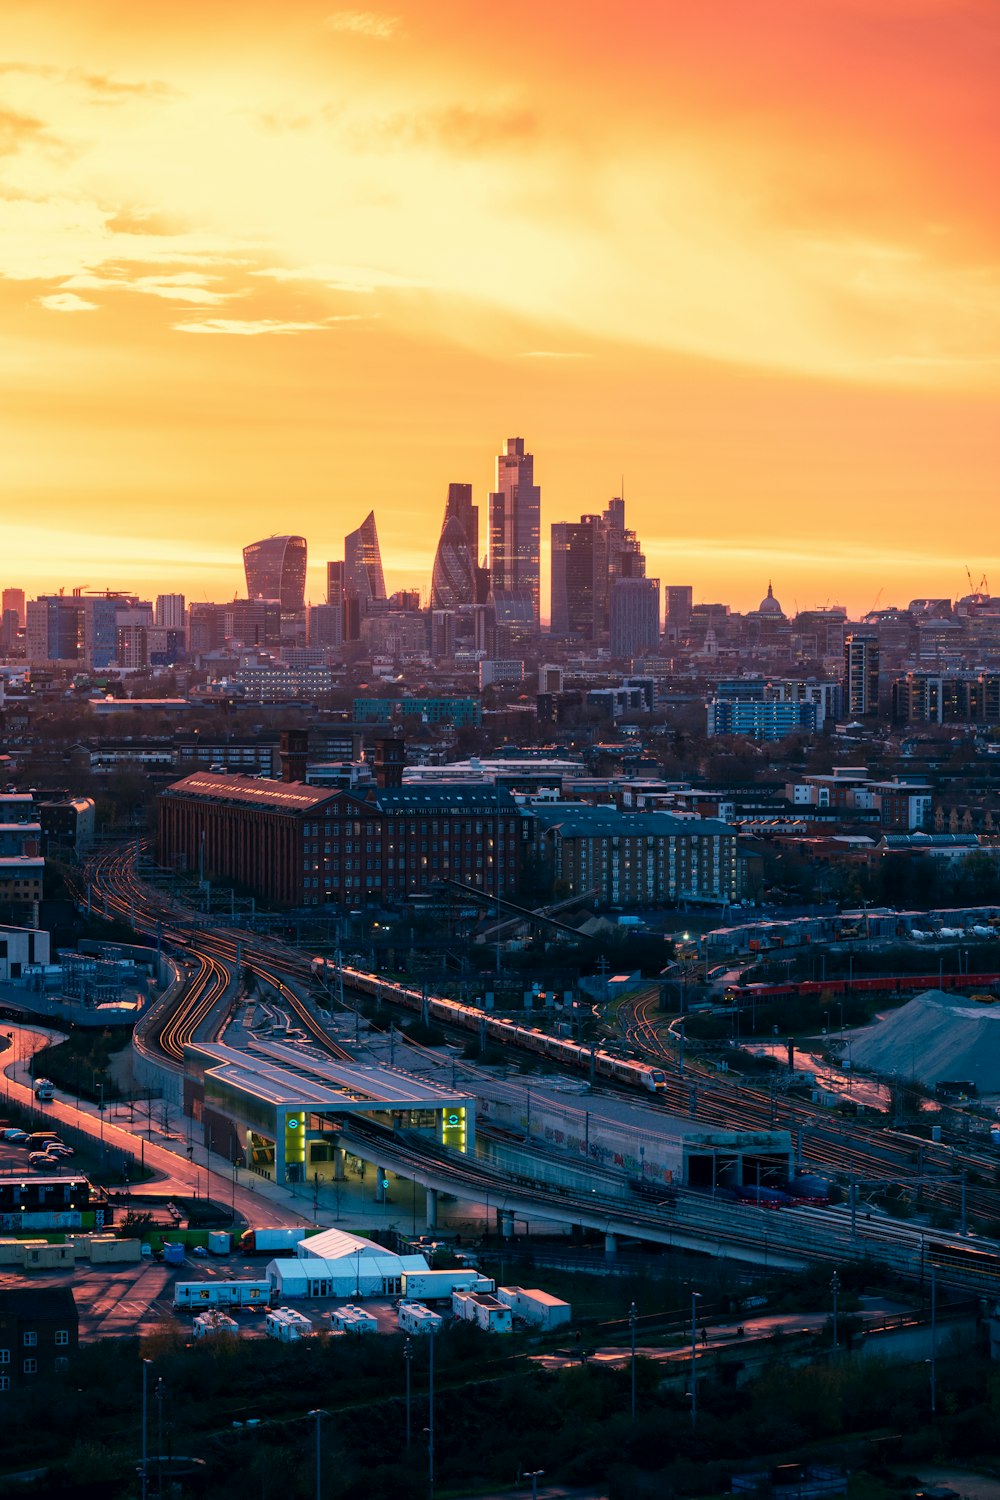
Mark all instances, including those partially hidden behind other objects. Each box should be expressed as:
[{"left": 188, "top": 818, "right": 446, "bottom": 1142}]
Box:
[{"left": 2, "top": 1024, "right": 312, "bottom": 1232}]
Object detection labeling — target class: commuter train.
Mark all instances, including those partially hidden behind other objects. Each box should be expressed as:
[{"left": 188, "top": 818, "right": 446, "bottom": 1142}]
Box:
[{"left": 310, "top": 957, "right": 668, "bottom": 1093}]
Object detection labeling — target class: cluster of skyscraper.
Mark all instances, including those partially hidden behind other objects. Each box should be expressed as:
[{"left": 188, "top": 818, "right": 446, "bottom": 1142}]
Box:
[
  {"left": 425, "top": 438, "right": 658, "bottom": 659},
  {"left": 9, "top": 436, "right": 663, "bottom": 670},
  {"left": 238, "top": 437, "right": 657, "bottom": 661}
]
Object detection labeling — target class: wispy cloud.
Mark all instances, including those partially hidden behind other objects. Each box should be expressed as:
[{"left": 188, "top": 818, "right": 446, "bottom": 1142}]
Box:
[
  {"left": 38, "top": 291, "right": 98, "bottom": 312},
  {"left": 0, "top": 105, "right": 49, "bottom": 155},
  {"left": 367, "top": 104, "right": 540, "bottom": 157},
  {"left": 325, "top": 10, "right": 400, "bottom": 41},
  {"left": 61, "top": 271, "right": 239, "bottom": 306},
  {"left": 255, "top": 262, "right": 426, "bottom": 293},
  {"left": 173, "top": 317, "right": 334, "bottom": 336}
]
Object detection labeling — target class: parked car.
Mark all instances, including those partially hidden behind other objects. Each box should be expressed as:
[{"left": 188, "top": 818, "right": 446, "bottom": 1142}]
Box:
[
  {"left": 28, "top": 1151, "right": 61, "bottom": 1168},
  {"left": 45, "top": 1144, "right": 73, "bottom": 1157},
  {"left": 3, "top": 1129, "right": 29, "bottom": 1143}
]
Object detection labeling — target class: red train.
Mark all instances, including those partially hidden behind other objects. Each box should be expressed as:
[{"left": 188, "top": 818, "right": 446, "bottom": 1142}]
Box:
[{"left": 726, "top": 971, "right": 1000, "bottom": 1005}]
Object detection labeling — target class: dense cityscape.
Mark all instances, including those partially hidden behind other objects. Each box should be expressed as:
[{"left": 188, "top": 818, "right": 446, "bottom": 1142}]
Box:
[
  {"left": 3, "top": 432, "right": 1000, "bottom": 1499},
  {"left": 4, "top": 1, "right": 1000, "bottom": 1498}
]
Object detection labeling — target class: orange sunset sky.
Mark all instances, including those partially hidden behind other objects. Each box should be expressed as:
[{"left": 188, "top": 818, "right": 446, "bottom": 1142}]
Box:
[{"left": 2, "top": 0, "right": 998, "bottom": 617}]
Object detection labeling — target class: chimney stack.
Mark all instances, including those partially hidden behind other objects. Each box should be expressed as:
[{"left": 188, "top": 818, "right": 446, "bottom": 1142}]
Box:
[
  {"left": 279, "top": 728, "right": 309, "bottom": 784},
  {"left": 373, "top": 735, "right": 405, "bottom": 789}
]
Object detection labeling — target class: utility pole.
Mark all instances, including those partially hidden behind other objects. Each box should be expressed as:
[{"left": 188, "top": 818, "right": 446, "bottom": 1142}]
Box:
[
  {"left": 690, "top": 1291, "right": 701, "bottom": 1430},
  {"left": 404, "top": 1337, "right": 412, "bottom": 1449},
  {"left": 308, "top": 1409, "right": 324, "bottom": 1500},
  {"left": 428, "top": 1328, "right": 436, "bottom": 1499},
  {"left": 628, "top": 1301, "right": 637, "bottom": 1420},
  {"left": 830, "top": 1271, "right": 841, "bottom": 1352},
  {"left": 140, "top": 1358, "right": 152, "bottom": 1500}
]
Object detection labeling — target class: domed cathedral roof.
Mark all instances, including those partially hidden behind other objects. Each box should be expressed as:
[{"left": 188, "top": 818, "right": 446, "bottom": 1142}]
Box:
[{"left": 757, "top": 580, "right": 785, "bottom": 617}]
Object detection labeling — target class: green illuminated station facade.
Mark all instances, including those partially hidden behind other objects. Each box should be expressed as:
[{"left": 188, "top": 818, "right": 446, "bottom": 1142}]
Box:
[{"left": 183, "top": 1042, "right": 472, "bottom": 1186}]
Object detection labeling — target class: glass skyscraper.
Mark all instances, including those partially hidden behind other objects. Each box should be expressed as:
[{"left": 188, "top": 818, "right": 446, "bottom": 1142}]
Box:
[
  {"left": 489, "top": 438, "right": 540, "bottom": 628},
  {"left": 243, "top": 535, "right": 308, "bottom": 614}
]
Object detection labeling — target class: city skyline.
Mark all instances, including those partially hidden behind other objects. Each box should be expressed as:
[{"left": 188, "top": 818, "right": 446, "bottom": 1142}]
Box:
[{"left": 3, "top": 2, "right": 999, "bottom": 611}]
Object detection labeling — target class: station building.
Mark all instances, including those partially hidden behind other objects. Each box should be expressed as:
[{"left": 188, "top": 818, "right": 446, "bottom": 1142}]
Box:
[{"left": 184, "top": 1039, "right": 474, "bottom": 1186}]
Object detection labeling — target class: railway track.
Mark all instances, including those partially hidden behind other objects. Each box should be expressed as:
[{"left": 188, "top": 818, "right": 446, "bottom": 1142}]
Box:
[{"left": 84, "top": 843, "right": 348, "bottom": 1065}]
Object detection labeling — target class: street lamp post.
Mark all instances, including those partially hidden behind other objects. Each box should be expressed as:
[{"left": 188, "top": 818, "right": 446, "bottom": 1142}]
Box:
[
  {"left": 930, "top": 1260, "right": 937, "bottom": 1418},
  {"left": 830, "top": 1271, "right": 841, "bottom": 1352},
  {"left": 690, "top": 1291, "right": 702, "bottom": 1431},
  {"left": 96, "top": 1077, "right": 106, "bottom": 1171},
  {"left": 403, "top": 1337, "right": 412, "bottom": 1449},
  {"left": 308, "top": 1409, "right": 324, "bottom": 1500},
  {"left": 140, "top": 1357, "right": 152, "bottom": 1500},
  {"left": 628, "top": 1301, "right": 638, "bottom": 1420},
  {"left": 428, "top": 1328, "right": 436, "bottom": 1499},
  {"left": 526, "top": 1470, "right": 544, "bottom": 1500}
]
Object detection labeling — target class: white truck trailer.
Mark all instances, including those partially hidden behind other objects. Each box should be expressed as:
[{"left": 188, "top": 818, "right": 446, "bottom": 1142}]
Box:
[
  {"left": 173, "top": 1280, "right": 271, "bottom": 1311},
  {"left": 239, "top": 1227, "right": 306, "bottom": 1256},
  {"left": 265, "top": 1307, "right": 313, "bottom": 1342},
  {"left": 401, "top": 1269, "right": 495, "bottom": 1302},
  {"left": 497, "top": 1286, "right": 572, "bottom": 1331},
  {"left": 397, "top": 1301, "right": 443, "bottom": 1335},
  {"left": 451, "top": 1290, "right": 513, "bottom": 1333}
]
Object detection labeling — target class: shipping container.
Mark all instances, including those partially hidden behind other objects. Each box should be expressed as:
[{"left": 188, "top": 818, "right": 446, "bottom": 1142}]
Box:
[
  {"left": 451, "top": 1290, "right": 512, "bottom": 1333},
  {"left": 163, "top": 1242, "right": 186, "bottom": 1267},
  {"left": 496, "top": 1286, "right": 572, "bottom": 1331},
  {"left": 208, "top": 1231, "right": 231, "bottom": 1256},
  {"left": 239, "top": 1227, "right": 305, "bottom": 1256},
  {"left": 89, "top": 1236, "right": 142, "bottom": 1264}
]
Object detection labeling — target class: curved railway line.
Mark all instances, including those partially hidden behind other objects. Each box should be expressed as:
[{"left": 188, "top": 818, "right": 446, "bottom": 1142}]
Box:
[
  {"left": 84, "top": 844, "right": 349, "bottom": 1065},
  {"left": 83, "top": 844, "right": 1000, "bottom": 1250}
]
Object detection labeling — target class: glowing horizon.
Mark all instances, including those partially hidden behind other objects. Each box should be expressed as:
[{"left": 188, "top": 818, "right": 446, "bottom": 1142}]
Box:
[{"left": 2, "top": 1, "right": 998, "bottom": 618}]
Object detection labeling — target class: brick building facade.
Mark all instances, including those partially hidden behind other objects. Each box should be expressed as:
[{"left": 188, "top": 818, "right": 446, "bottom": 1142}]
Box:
[{"left": 157, "top": 772, "right": 527, "bottom": 907}]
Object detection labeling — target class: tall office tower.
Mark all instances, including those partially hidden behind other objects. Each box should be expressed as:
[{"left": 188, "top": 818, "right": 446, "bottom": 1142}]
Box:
[
  {"left": 187, "top": 602, "right": 227, "bottom": 656},
  {"left": 344, "top": 512, "right": 387, "bottom": 615},
  {"left": 1, "top": 589, "right": 25, "bottom": 629},
  {"left": 155, "top": 594, "right": 185, "bottom": 629},
  {"left": 226, "top": 599, "right": 282, "bottom": 648},
  {"left": 550, "top": 516, "right": 608, "bottom": 638},
  {"left": 25, "top": 597, "right": 85, "bottom": 665},
  {"left": 603, "top": 495, "right": 645, "bottom": 588},
  {"left": 1, "top": 610, "right": 18, "bottom": 654},
  {"left": 610, "top": 577, "right": 660, "bottom": 660},
  {"left": 243, "top": 535, "right": 308, "bottom": 614},
  {"left": 489, "top": 437, "right": 541, "bottom": 627},
  {"left": 665, "top": 585, "right": 693, "bottom": 631},
  {"left": 490, "top": 589, "right": 536, "bottom": 658},
  {"left": 844, "top": 634, "right": 881, "bottom": 717},
  {"left": 326, "top": 560, "right": 344, "bottom": 608},
  {"left": 431, "top": 609, "right": 457, "bottom": 660},
  {"left": 307, "top": 602, "right": 343, "bottom": 650},
  {"left": 431, "top": 513, "right": 477, "bottom": 609}
]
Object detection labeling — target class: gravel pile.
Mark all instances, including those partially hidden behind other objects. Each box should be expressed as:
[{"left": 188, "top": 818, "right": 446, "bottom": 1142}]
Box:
[{"left": 849, "top": 989, "right": 1000, "bottom": 1091}]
